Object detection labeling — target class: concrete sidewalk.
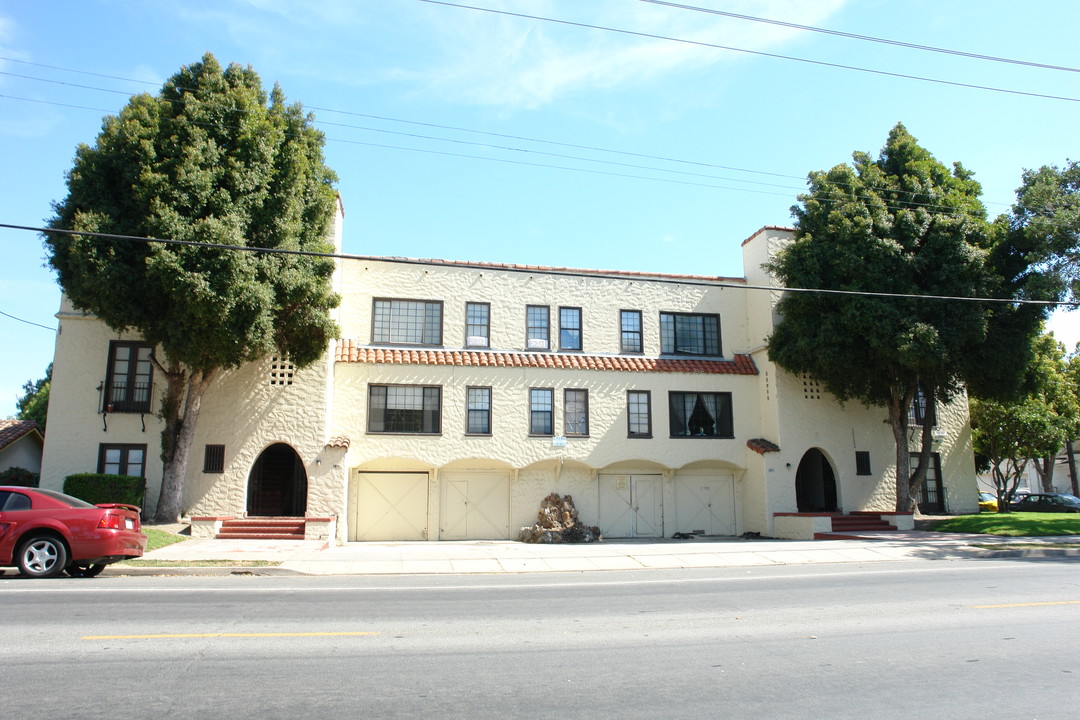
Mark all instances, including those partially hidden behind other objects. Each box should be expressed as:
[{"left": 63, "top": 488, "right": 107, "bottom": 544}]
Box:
[{"left": 112, "top": 530, "right": 1080, "bottom": 576}]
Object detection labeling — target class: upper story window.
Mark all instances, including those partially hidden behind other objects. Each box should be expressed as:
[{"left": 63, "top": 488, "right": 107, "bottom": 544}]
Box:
[
  {"left": 529, "top": 388, "right": 554, "bottom": 435},
  {"left": 620, "top": 310, "right": 643, "bottom": 353},
  {"left": 526, "top": 305, "right": 550, "bottom": 350},
  {"left": 559, "top": 307, "right": 582, "bottom": 351},
  {"left": 564, "top": 389, "right": 588, "bottom": 436},
  {"left": 660, "top": 312, "right": 721, "bottom": 356},
  {"left": 627, "top": 390, "right": 652, "bottom": 438},
  {"left": 909, "top": 386, "right": 936, "bottom": 426},
  {"left": 368, "top": 384, "right": 441, "bottom": 434},
  {"left": 105, "top": 341, "right": 154, "bottom": 413},
  {"left": 466, "top": 386, "right": 492, "bottom": 435},
  {"left": 668, "top": 391, "right": 733, "bottom": 438},
  {"left": 372, "top": 299, "right": 442, "bottom": 346},
  {"left": 465, "top": 302, "right": 490, "bottom": 348}
]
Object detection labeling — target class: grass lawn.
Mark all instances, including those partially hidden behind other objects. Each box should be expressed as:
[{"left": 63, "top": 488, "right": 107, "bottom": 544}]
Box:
[
  {"left": 928, "top": 512, "right": 1080, "bottom": 536},
  {"left": 144, "top": 527, "right": 190, "bottom": 551}
]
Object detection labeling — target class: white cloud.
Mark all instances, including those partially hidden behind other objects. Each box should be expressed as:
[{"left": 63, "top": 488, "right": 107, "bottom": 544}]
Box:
[{"left": 415, "top": 0, "right": 850, "bottom": 109}]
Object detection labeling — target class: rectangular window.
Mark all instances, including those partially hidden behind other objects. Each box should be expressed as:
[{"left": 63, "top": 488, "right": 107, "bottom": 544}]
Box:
[
  {"left": 660, "top": 312, "right": 721, "bottom": 356},
  {"left": 620, "top": 310, "right": 643, "bottom": 353},
  {"left": 372, "top": 299, "right": 443, "bottom": 345},
  {"left": 526, "top": 305, "right": 550, "bottom": 350},
  {"left": 912, "top": 453, "right": 945, "bottom": 514},
  {"left": 466, "top": 386, "right": 492, "bottom": 435},
  {"left": 855, "top": 451, "right": 871, "bottom": 476},
  {"left": 564, "top": 389, "right": 588, "bottom": 436},
  {"left": 668, "top": 391, "right": 733, "bottom": 438},
  {"left": 465, "top": 302, "right": 490, "bottom": 348},
  {"left": 97, "top": 444, "right": 147, "bottom": 477},
  {"left": 105, "top": 341, "right": 154, "bottom": 413},
  {"left": 368, "top": 385, "right": 442, "bottom": 434},
  {"left": 559, "top": 307, "right": 582, "bottom": 351},
  {"left": 909, "top": 386, "right": 936, "bottom": 426},
  {"left": 529, "top": 388, "right": 554, "bottom": 435},
  {"left": 203, "top": 444, "right": 226, "bottom": 473},
  {"left": 627, "top": 390, "right": 652, "bottom": 438}
]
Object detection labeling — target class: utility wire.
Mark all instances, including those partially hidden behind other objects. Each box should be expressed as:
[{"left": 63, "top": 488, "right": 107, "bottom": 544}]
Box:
[
  {"left": 635, "top": 0, "right": 1080, "bottom": 73},
  {"left": 0, "top": 308, "right": 55, "bottom": 331},
  {"left": 414, "top": 0, "right": 1080, "bottom": 103},
  {"left": 6, "top": 223, "right": 1074, "bottom": 307}
]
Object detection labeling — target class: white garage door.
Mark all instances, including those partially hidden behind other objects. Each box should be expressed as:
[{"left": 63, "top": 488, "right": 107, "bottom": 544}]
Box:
[
  {"left": 440, "top": 472, "right": 511, "bottom": 540},
  {"left": 673, "top": 473, "right": 736, "bottom": 536},
  {"left": 598, "top": 474, "right": 663, "bottom": 538},
  {"left": 349, "top": 472, "right": 429, "bottom": 541}
]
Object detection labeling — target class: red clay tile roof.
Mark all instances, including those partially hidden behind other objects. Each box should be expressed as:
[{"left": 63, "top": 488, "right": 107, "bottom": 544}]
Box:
[
  {"left": 325, "top": 436, "right": 351, "bottom": 449},
  {"left": 0, "top": 419, "right": 42, "bottom": 451},
  {"left": 747, "top": 438, "right": 781, "bottom": 454},
  {"left": 740, "top": 225, "right": 795, "bottom": 247},
  {"left": 336, "top": 341, "right": 758, "bottom": 375}
]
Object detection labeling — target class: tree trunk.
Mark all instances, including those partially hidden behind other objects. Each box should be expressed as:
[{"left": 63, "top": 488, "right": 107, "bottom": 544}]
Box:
[
  {"left": 887, "top": 385, "right": 915, "bottom": 514},
  {"left": 1032, "top": 453, "right": 1055, "bottom": 492},
  {"left": 154, "top": 367, "right": 218, "bottom": 522},
  {"left": 1068, "top": 440, "right": 1079, "bottom": 497}
]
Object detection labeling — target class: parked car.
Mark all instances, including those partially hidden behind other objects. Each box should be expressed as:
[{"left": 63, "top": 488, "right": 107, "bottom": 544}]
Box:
[
  {"left": 0, "top": 486, "right": 147, "bottom": 578},
  {"left": 1009, "top": 492, "right": 1080, "bottom": 514},
  {"left": 978, "top": 492, "right": 999, "bottom": 512}
]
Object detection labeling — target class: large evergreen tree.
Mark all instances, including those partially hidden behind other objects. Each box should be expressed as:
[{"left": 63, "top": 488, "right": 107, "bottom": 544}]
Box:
[
  {"left": 45, "top": 54, "right": 340, "bottom": 522},
  {"left": 768, "top": 124, "right": 1053, "bottom": 513}
]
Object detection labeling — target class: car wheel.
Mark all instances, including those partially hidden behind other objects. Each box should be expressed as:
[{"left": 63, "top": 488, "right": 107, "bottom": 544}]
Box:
[
  {"left": 66, "top": 563, "right": 106, "bottom": 578},
  {"left": 17, "top": 536, "right": 69, "bottom": 579}
]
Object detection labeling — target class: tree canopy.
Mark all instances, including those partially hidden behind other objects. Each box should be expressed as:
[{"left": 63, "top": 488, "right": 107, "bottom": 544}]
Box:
[
  {"left": 768, "top": 123, "right": 1054, "bottom": 513},
  {"left": 16, "top": 364, "right": 51, "bottom": 432},
  {"left": 45, "top": 53, "right": 340, "bottom": 521}
]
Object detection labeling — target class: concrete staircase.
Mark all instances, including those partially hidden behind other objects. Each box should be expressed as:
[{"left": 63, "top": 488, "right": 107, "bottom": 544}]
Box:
[
  {"left": 815, "top": 512, "right": 898, "bottom": 540},
  {"left": 215, "top": 517, "right": 306, "bottom": 540}
]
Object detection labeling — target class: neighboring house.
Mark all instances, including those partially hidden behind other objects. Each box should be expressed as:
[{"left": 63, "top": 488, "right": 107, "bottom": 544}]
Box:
[
  {"left": 0, "top": 419, "right": 44, "bottom": 474},
  {"left": 39, "top": 224, "right": 978, "bottom": 541}
]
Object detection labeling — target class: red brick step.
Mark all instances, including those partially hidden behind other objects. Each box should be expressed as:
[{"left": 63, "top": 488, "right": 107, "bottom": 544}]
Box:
[{"left": 216, "top": 517, "right": 306, "bottom": 540}]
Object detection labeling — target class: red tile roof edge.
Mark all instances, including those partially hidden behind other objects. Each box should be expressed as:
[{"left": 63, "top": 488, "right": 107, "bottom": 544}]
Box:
[
  {"left": 0, "top": 419, "right": 42, "bottom": 451},
  {"left": 335, "top": 342, "right": 758, "bottom": 375},
  {"left": 747, "top": 438, "right": 781, "bottom": 455}
]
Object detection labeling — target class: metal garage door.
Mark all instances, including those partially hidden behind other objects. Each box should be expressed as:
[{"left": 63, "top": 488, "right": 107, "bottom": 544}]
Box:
[
  {"left": 440, "top": 472, "right": 511, "bottom": 540},
  {"left": 349, "top": 472, "right": 429, "bottom": 541},
  {"left": 673, "top": 473, "right": 736, "bottom": 536},
  {"left": 598, "top": 474, "right": 663, "bottom": 538}
]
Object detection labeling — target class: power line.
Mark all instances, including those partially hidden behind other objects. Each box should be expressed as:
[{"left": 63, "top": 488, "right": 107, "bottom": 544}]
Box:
[
  {"left": 0, "top": 309, "right": 55, "bottom": 332},
  {"left": 6, "top": 223, "right": 1074, "bottom": 307},
  {"left": 414, "top": 0, "right": 1080, "bottom": 103},
  {"left": 635, "top": 0, "right": 1080, "bottom": 73}
]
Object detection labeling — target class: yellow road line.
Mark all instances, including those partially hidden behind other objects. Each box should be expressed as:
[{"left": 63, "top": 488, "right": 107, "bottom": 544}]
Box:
[
  {"left": 82, "top": 631, "right": 379, "bottom": 640},
  {"left": 973, "top": 600, "right": 1080, "bottom": 609}
]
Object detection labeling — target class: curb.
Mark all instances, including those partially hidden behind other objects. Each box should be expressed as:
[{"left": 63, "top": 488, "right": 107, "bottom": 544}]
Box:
[{"left": 104, "top": 565, "right": 306, "bottom": 577}]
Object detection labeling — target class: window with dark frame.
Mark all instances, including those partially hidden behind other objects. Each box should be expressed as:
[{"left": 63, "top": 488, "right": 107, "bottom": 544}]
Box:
[
  {"left": 627, "top": 390, "right": 652, "bottom": 437},
  {"left": 204, "top": 444, "right": 226, "bottom": 473},
  {"left": 372, "top": 299, "right": 443, "bottom": 346},
  {"left": 368, "top": 385, "right": 442, "bottom": 434},
  {"left": 465, "top": 302, "right": 490, "bottom": 347},
  {"left": 529, "top": 388, "right": 554, "bottom": 435},
  {"left": 105, "top": 341, "right": 154, "bottom": 413},
  {"left": 559, "top": 307, "right": 582, "bottom": 351},
  {"left": 855, "top": 451, "right": 871, "bottom": 476},
  {"left": 466, "top": 386, "right": 492, "bottom": 435},
  {"left": 668, "top": 391, "right": 733, "bottom": 438},
  {"left": 564, "top": 389, "right": 588, "bottom": 436},
  {"left": 659, "top": 312, "right": 721, "bottom": 356},
  {"left": 620, "top": 310, "right": 643, "bottom": 353},
  {"left": 909, "top": 386, "right": 936, "bottom": 426},
  {"left": 97, "top": 444, "right": 147, "bottom": 477},
  {"left": 526, "top": 306, "right": 550, "bottom": 350}
]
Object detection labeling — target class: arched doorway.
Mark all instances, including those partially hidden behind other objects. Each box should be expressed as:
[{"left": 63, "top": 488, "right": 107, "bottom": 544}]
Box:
[
  {"left": 795, "top": 448, "right": 838, "bottom": 512},
  {"left": 247, "top": 443, "right": 307, "bottom": 516}
]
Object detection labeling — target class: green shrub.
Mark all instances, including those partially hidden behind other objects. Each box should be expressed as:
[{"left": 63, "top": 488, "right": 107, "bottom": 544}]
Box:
[
  {"left": 63, "top": 473, "right": 146, "bottom": 508},
  {"left": 0, "top": 466, "right": 40, "bottom": 487}
]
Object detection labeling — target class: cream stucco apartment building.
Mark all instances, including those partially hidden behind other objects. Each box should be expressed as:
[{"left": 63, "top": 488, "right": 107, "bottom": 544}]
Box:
[{"left": 39, "top": 221, "right": 979, "bottom": 542}]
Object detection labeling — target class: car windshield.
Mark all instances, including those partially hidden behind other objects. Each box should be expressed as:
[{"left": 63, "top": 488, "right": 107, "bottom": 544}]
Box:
[{"left": 32, "top": 487, "right": 96, "bottom": 508}]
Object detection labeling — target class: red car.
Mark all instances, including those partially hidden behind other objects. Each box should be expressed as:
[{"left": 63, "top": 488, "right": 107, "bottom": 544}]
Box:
[{"left": 0, "top": 486, "right": 147, "bottom": 578}]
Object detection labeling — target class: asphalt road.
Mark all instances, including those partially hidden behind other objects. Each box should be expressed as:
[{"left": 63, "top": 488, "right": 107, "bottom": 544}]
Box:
[{"left": 3, "top": 557, "right": 1078, "bottom": 719}]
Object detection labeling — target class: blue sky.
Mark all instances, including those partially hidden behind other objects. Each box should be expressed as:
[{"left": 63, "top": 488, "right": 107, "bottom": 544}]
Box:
[{"left": 2, "top": 0, "right": 1078, "bottom": 417}]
